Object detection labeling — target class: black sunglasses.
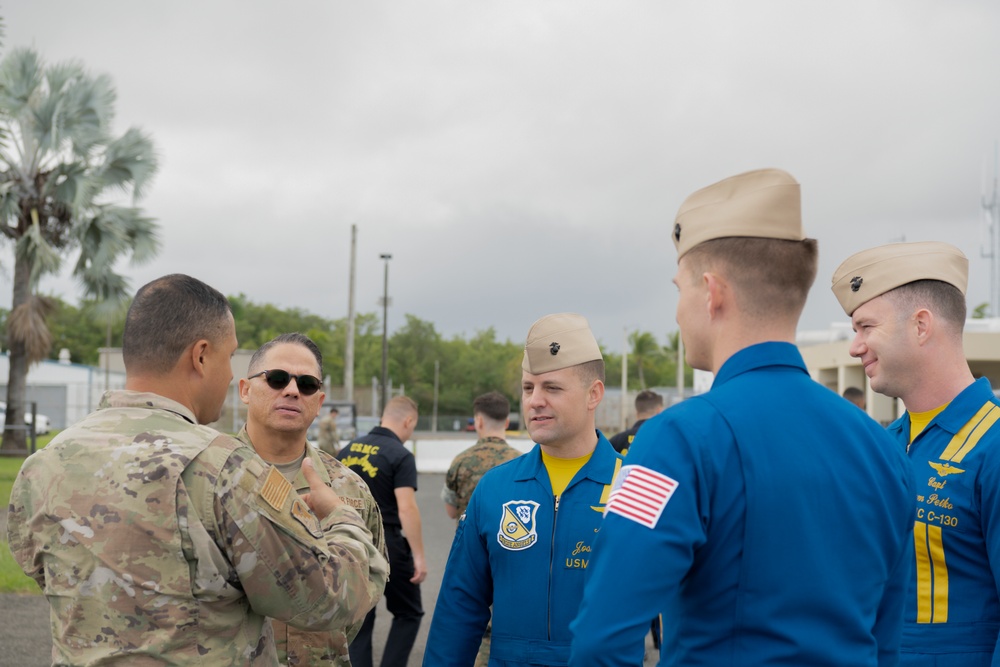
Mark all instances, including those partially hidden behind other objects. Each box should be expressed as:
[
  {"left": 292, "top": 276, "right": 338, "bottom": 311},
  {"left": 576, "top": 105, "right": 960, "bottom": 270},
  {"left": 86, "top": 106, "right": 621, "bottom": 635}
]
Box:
[{"left": 248, "top": 369, "right": 323, "bottom": 396}]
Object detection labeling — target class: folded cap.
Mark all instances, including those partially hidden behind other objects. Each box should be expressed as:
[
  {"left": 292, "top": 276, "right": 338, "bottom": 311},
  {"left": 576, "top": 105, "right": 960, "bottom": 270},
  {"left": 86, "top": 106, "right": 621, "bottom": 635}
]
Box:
[
  {"left": 522, "top": 313, "right": 602, "bottom": 374},
  {"left": 831, "top": 241, "right": 968, "bottom": 315},
  {"left": 673, "top": 168, "right": 803, "bottom": 260}
]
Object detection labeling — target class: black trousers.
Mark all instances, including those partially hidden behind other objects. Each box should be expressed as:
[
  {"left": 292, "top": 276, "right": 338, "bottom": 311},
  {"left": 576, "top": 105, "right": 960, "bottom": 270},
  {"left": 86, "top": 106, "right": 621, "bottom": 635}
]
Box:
[{"left": 349, "top": 526, "right": 425, "bottom": 667}]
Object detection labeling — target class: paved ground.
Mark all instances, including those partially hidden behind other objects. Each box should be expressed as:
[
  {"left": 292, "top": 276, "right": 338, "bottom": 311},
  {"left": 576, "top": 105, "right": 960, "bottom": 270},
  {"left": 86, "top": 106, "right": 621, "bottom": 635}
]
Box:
[{"left": 2, "top": 472, "right": 658, "bottom": 665}]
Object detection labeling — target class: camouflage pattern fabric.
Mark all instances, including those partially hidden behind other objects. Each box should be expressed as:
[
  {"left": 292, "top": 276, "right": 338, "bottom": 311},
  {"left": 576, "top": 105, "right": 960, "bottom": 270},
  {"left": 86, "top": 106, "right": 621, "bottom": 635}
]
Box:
[
  {"left": 6, "top": 390, "right": 388, "bottom": 666},
  {"left": 236, "top": 426, "right": 388, "bottom": 666},
  {"left": 316, "top": 413, "right": 340, "bottom": 457},
  {"left": 442, "top": 437, "right": 523, "bottom": 516}
]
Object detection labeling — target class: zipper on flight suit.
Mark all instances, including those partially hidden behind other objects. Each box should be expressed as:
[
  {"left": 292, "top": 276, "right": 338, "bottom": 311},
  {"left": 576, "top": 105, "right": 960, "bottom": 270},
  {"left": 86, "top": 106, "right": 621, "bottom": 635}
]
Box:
[{"left": 547, "top": 493, "right": 559, "bottom": 640}]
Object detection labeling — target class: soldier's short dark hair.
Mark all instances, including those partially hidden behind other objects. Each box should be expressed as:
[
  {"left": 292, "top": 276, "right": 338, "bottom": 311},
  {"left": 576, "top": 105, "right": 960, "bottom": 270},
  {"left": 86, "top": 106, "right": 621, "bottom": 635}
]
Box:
[
  {"left": 635, "top": 390, "right": 664, "bottom": 414},
  {"left": 474, "top": 391, "right": 510, "bottom": 422},
  {"left": 123, "top": 274, "right": 232, "bottom": 374},
  {"left": 248, "top": 332, "right": 324, "bottom": 377},
  {"left": 885, "top": 279, "right": 967, "bottom": 333}
]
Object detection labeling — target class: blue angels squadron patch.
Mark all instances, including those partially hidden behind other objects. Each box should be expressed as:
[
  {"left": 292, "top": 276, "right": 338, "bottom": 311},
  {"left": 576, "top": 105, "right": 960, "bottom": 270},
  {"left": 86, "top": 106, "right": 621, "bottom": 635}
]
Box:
[{"left": 497, "top": 500, "right": 540, "bottom": 551}]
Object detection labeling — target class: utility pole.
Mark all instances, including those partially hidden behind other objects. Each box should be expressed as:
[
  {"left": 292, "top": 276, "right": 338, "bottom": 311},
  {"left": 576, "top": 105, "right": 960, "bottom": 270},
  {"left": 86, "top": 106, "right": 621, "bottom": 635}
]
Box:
[
  {"left": 345, "top": 224, "right": 357, "bottom": 402},
  {"left": 677, "top": 335, "right": 685, "bottom": 400},
  {"left": 432, "top": 360, "right": 439, "bottom": 433},
  {"left": 621, "top": 326, "right": 628, "bottom": 431},
  {"left": 983, "top": 142, "right": 1000, "bottom": 316},
  {"left": 379, "top": 253, "right": 392, "bottom": 415}
]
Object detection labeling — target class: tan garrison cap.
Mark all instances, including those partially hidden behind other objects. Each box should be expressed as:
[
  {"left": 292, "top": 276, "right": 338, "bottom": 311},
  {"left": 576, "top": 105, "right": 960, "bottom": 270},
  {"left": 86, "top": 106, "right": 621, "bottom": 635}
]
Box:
[
  {"left": 522, "top": 313, "right": 602, "bottom": 374},
  {"left": 831, "top": 241, "right": 968, "bottom": 315},
  {"left": 672, "top": 168, "right": 804, "bottom": 259}
]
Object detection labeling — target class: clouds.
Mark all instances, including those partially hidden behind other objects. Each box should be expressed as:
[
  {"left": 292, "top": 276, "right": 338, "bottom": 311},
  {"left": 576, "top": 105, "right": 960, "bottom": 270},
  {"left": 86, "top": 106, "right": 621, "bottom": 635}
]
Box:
[{"left": 2, "top": 1, "right": 999, "bottom": 350}]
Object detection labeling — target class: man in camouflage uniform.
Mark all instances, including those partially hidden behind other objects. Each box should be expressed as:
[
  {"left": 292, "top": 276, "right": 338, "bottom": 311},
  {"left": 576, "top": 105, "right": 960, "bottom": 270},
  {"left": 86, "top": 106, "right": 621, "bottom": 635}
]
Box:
[
  {"left": 442, "top": 391, "right": 522, "bottom": 520},
  {"left": 440, "top": 391, "right": 522, "bottom": 666},
  {"left": 238, "top": 333, "right": 387, "bottom": 666},
  {"left": 317, "top": 406, "right": 341, "bottom": 457},
  {"left": 7, "top": 274, "right": 388, "bottom": 665}
]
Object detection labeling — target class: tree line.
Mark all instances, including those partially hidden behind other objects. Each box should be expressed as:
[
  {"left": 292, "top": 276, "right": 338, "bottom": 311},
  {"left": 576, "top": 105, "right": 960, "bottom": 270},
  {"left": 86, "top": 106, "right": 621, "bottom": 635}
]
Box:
[{"left": 1, "top": 294, "right": 691, "bottom": 417}]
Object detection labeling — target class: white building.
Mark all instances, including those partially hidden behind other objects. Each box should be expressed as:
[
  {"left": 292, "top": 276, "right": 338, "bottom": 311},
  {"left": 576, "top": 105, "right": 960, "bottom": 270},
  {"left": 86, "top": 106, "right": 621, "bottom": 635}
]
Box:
[
  {"left": 798, "top": 319, "right": 1000, "bottom": 425},
  {"left": 0, "top": 350, "right": 126, "bottom": 430}
]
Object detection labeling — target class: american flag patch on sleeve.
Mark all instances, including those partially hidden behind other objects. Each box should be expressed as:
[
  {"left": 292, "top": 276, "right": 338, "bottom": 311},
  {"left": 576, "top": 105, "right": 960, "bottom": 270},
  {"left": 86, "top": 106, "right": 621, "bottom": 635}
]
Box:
[{"left": 605, "top": 464, "right": 679, "bottom": 529}]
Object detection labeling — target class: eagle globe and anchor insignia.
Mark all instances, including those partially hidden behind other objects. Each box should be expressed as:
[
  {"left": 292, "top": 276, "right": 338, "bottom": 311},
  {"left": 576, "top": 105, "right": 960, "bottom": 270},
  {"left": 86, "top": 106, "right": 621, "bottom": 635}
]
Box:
[{"left": 497, "top": 500, "right": 540, "bottom": 551}]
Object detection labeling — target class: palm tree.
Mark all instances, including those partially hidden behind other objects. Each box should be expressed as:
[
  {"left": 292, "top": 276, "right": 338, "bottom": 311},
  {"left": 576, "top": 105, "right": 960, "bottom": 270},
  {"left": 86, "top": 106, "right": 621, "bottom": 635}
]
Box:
[
  {"left": 0, "top": 48, "right": 159, "bottom": 451},
  {"left": 628, "top": 330, "right": 661, "bottom": 389}
]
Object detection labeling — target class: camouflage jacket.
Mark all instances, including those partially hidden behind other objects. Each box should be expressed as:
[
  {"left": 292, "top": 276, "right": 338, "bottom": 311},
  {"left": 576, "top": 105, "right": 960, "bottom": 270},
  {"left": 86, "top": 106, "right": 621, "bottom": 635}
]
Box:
[
  {"left": 236, "top": 426, "right": 388, "bottom": 666},
  {"left": 442, "top": 437, "right": 523, "bottom": 516},
  {"left": 316, "top": 414, "right": 340, "bottom": 458},
  {"left": 7, "top": 390, "right": 388, "bottom": 666}
]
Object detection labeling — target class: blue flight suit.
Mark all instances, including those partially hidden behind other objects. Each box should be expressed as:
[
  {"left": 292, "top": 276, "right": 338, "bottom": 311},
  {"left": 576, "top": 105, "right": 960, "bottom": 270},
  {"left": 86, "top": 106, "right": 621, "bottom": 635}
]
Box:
[
  {"left": 891, "top": 377, "right": 1000, "bottom": 667},
  {"left": 424, "top": 433, "right": 623, "bottom": 667},
  {"left": 570, "top": 342, "right": 915, "bottom": 666}
]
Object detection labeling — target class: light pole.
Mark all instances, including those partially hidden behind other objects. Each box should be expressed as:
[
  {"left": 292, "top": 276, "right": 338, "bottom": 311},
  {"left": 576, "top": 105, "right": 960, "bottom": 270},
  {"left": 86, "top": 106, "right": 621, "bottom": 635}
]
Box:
[{"left": 379, "top": 253, "right": 392, "bottom": 415}]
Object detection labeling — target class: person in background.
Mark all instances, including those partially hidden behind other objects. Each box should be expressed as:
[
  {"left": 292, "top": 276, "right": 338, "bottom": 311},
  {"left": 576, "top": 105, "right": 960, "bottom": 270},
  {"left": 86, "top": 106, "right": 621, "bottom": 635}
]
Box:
[
  {"left": 843, "top": 385, "right": 866, "bottom": 410},
  {"left": 609, "top": 389, "right": 665, "bottom": 455},
  {"left": 339, "top": 396, "right": 428, "bottom": 667},
  {"left": 442, "top": 391, "right": 522, "bottom": 520},
  {"left": 317, "top": 405, "right": 341, "bottom": 456}
]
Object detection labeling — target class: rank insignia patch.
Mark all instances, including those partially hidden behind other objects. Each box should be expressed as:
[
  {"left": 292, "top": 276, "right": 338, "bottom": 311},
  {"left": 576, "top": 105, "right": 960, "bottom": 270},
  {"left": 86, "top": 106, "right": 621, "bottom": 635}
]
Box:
[
  {"left": 497, "top": 500, "right": 540, "bottom": 551},
  {"left": 260, "top": 465, "right": 292, "bottom": 511},
  {"left": 291, "top": 497, "right": 323, "bottom": 538}
]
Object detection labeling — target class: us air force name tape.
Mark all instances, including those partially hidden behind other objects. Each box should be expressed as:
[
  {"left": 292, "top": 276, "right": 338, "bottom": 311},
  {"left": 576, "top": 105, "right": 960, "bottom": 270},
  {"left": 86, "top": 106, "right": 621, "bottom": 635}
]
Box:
[
  {"left": 672, "top": 168, "right": 804, "bottom": 260},
  {"left": 522, "top": 313, "right": 602, "bottom": 374},
  {"left": 831, "top": 241, "right": 969, "bottom": 316}
]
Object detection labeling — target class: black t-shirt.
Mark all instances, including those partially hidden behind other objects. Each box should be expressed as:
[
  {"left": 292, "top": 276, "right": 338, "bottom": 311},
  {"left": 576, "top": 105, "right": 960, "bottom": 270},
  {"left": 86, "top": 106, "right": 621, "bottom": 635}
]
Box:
[
  {"left": 337, "top": 426, "right": 417, "bottom": 527},
  {"left": 608, "top": 418, "right": 647, "bottom": 454}
]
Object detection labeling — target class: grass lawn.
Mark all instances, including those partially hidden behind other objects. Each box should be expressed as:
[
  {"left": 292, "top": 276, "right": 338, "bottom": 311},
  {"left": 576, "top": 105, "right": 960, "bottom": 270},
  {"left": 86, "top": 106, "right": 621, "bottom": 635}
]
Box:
[{"left": 1, "top": 433, "right": 57, "bottom": 594}]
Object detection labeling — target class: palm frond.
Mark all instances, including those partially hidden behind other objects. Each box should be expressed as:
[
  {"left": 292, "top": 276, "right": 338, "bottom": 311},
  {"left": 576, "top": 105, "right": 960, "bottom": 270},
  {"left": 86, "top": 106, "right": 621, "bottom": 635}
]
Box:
[
  {"left": 6, "top": 293, "right": 55, "bottom": 364},
  {"left": 76, "top": 260, "right": 130, "bottom": 303},
  {"left": 41, "top": 160, "right": 87, "bottom": 214},
  {"left": 44, "top": 61, "right": 85, "bottom": 98},
  {"left": 118, "top": 208, "right": 159, "bottom": 263},
  {"left": 15, "top": 217, "right": 63, "bottom": 284},
  {"left": 71, "top": 204, "right": 159, "bottom": 278},
  {"left": 97, "top": 127, "right": 158, "bottom": 200},
  {"left": 0, "top": 48, "right": 44, "bottom": 114},
  {"left": 62, "top": 72, "right": 115, "bottom": 157}
]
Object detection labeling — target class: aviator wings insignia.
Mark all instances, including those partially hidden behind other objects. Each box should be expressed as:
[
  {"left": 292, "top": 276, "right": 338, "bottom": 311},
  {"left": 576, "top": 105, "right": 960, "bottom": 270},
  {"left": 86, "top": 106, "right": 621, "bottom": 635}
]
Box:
[{"left": 929, "top": 461, "right": 965, "bottom": 477}]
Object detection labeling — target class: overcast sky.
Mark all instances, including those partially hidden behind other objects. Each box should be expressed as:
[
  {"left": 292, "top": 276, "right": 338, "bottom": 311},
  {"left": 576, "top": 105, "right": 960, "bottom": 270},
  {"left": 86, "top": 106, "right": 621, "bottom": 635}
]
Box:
[{"left": 3, "top": 1, "right": 1000, "bottom": 352}]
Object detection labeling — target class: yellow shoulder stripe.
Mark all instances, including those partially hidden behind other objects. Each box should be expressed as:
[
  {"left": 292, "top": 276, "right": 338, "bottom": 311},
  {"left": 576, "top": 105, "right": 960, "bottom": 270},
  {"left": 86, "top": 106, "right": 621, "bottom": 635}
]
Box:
[
  {"left": 598, "top": 458, "right": 623, "bottom": 506},
  {"left": 939, "top": 402, "right": 1000, "bottom": 463}
]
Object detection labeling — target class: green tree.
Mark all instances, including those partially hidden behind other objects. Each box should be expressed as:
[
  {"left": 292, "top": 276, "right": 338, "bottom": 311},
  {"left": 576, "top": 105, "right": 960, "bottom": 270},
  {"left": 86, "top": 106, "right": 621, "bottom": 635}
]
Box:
[
  {"left": 438, "top": 328, "right": 522, "bottom": 415},
  {"left": 389, "top": 315, "right": 444, "bottom": 410},
  {"left": 45, "top": 295, "right": 126, "bottom": 365},
  {"left": 0, "top": 48, "right": 158, "bottom": 450},
  {"left": 628, "top": 330, "right": 662, "bottom": 389}
]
